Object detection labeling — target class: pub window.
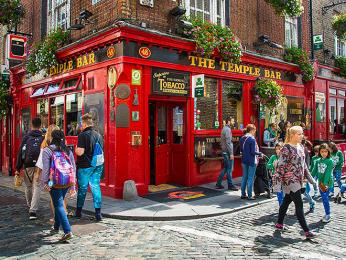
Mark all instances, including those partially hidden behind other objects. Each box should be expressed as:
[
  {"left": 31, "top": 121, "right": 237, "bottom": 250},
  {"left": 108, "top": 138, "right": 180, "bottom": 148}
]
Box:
[
  {"left": 338, "top": 90, "right": 345, "bottom": 96},
  {"left": 316, "top": 101, "right": 326, "bottom": 123},
  {"left": 157, "top": 106, "right": 167, "bottom": 144},
  {"left": 50, "top": 96, "right": 65, "bottom": 131},
  {"left": 334, "top": 35, "right": 346, "bottom": 57},
  {"left": 47, "top": 0, "right": 70, "bottom": 32},
  {"left": 184, "top": 0, "right": 225, "bottom": 26},
  {"left": 328, "top": 88, "right": 346, "bottom": 135},
  {"left": 62, "top": 78, "right": 78, "bottom": 89},
  {"left": 31, "top": 86, "right": 45, "bottom": 98},
  {"left": 286, "top": 97, "right": 304, "bottom": 126},
  {"left": 337, "top": 98, "right": 345, "bottom": 134},
  {"left": 66, "top": 93, "right": 82, "bottom": 136},
  {"left": 173, "top": 106, "right": 184, "bottom": 144},
  {"left": 196, "top": 77, "right": 218, "bottom": 130},
  {"left": 84, "top": 93, "right": 105, "bottom": 136},
  {"left": 46, "top": 82, "right": 60, "bottom": 95},
  {"left": 222, "top": 80, "right": 243, "bottom": 129},
  {"left": 329, "top": 88, "right": 337, "bottom": 95},
  {"left": 329, "top": 97, "right": 337, "bottom": 134},
  {"left": 37, "top": 99, "right": 49, "bottom": 131}
]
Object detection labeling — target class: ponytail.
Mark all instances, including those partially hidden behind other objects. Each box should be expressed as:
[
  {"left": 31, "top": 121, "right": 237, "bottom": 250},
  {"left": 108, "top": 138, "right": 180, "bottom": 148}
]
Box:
[{"left": 284, "top": 127, "right": 290, "bottom": 144}]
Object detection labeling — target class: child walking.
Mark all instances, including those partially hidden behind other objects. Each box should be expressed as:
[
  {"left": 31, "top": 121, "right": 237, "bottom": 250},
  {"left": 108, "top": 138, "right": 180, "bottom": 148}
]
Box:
[
  {"left": 267, "top": 143, "right": 284, "bottom": 206},
  {"left": 311, "top": 143, "right": 334, "bottom": 223},
  {"left": 329, "top": 142, "right": 344, "bottom": 197}
]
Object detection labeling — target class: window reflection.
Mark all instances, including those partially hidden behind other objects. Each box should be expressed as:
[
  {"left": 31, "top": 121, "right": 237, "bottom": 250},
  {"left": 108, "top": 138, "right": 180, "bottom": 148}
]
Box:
[
  {"left": 158, "top": 106, "right": 167, "bottom": 144},
  {"left": 329, "top": 97, "right": 336, "bottom": 134},
  {"left": 66, "top": 93, "right": 82, "bottom": 136},
  {"left": 173, "top": 106, "right": 184, "bottom": 144},
  {"left": 50, "top": 96, "right": 65, "bottom": 130},
  {"left": 84, "top": 93, "right": 105, "bottom": 136},
  {"left": 222, "top": 80, "right": 243, "bottom": 129},
  {"left": 37, "top": 99, "right": 48, "bottom": 132}
]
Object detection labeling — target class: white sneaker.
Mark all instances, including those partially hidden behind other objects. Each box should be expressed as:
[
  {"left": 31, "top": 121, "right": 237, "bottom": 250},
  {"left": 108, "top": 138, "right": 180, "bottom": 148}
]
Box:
[{"left": 322, "top": 215, "right": 331, "bottom": 223}]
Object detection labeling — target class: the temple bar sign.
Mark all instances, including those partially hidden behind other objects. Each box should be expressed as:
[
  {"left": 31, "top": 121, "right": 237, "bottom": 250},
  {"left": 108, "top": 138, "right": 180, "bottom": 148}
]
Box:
[{"left": 188, "top": 55, "right": 282, "bottom": 80}]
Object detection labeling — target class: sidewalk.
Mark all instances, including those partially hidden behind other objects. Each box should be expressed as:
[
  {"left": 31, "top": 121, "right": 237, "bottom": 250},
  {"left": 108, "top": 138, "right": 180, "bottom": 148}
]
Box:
[{"left": 0, "top": 174, "right": 275, "bottom": 221}]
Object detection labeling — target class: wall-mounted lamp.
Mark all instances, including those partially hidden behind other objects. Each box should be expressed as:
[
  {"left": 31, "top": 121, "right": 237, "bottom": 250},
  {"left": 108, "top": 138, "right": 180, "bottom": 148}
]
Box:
[
  {"left": 254, "top": 35, "right": 283, "bottom": 49},
  {"left": 69, "top": 9, "right": 94, "bottom": 31}
]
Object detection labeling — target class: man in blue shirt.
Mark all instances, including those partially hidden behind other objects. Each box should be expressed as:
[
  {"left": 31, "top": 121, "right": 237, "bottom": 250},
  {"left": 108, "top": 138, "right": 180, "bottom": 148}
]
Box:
[{"left": 215, "top": 117, "right": 238, "bottom": 191}]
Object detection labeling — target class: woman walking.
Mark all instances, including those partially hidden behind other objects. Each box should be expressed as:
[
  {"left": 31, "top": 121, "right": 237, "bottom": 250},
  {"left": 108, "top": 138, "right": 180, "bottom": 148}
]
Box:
[
  {"left": 239, "top": 124, "right": 262, "bottom": 200},
  {"left": 40, "top": 130, "right": 76, "bottom": 242},
  {"left": 273, "top": 126, "right": 317, "bottom": 239}
]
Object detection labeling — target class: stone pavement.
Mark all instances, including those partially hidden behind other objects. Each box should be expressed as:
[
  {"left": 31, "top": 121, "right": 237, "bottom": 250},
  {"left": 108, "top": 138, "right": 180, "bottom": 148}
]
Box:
[
  {"left": 1, "top": 181, "right": 346, "bottom": 259},
  {"left": 0, "top": 174, "right": 275, "bottom": 220}
]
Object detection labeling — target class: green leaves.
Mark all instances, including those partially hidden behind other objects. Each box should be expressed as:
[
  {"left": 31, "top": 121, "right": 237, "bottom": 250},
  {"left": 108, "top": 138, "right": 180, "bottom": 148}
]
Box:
[
  {"left": 265, "top": 0, "right": 304, "bottom": 18},
  {"left": 0, "top": 80, "right": 10, "bottom": 119},
  {"left": 189, "top": 18, "right": 242, "bottom": 64},
  {"left": 335, "top": 56, "right": 346, "bottom": 77},
  {"left": 26, "top": 28, "right": 69, "bottom": 76},
  {"left": 332, "top": 14, "right": 346, "bottom": 40},
  {"left": 283, "top": 47, "right": 313, "bottom": 83},
  {"left": 0, "top": 0, "right": 25, "bottom": 27},
  {"left": 253, "top": 78, "right": 283, "bottom": 111}
]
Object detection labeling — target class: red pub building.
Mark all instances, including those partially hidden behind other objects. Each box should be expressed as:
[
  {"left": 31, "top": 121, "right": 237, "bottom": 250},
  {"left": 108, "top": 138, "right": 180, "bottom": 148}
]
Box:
[{"left": 2, "top": 22, "right": 313, "bottom": 198}]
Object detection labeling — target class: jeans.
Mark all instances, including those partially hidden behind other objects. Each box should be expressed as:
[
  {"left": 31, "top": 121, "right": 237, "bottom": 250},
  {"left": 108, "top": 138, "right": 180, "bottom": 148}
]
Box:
[
  {"left": 216, "top": 153, "right": 234, "bottom": 188},
  {"left": 241, "top": 163, "right": 257, "bottom": 198},
  {"left": 304, "top": 183, "right": 315, "bottom": 207},
  {"left": 277, "top": 191, "right": 284, "bottom": 206},
  {"left": 330, "top": 170, "right": 342, "bottom": 193},
  {"left": 77, "top": 165, "right": 103, "bottom": 209},
  {"left": 277, "top": 190, "right": 309, "bottom": 232},
  {"left": 23, "top": 167, "right": 41, "bottom": 213},
  {"left": 50, "top": 188, "right": 71, "bottom": 234},
  {"left": 320, "top": 189, "right": 330, "bottom": 216}
]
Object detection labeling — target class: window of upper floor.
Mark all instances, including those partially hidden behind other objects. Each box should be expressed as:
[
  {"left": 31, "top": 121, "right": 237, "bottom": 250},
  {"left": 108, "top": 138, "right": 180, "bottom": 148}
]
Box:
[
  {"left": 285, "top": 16, "right": 298, "bottom": 48},
  {"left": 92, "top": 0, "right": 102, "bottom": 4},
  {"left": 184, "top": 0, "right": 226, "bottom": 26},
  {"left": 47, "top": 0, "right": 70, "bottom": 32},
  {"left": 334, "top": 35, "right": 346, "bottom": 57}
]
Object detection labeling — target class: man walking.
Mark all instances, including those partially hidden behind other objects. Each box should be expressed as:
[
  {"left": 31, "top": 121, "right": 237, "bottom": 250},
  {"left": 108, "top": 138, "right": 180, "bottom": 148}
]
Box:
[
  {"left": 15, "top": 117, "right": 44, "bottom": 220},
  {"left": 75, "top": 113, "right": 104, "bottom": 221},
  {"left": 216, "top": 117, "right": 238, "bottom": 191}
]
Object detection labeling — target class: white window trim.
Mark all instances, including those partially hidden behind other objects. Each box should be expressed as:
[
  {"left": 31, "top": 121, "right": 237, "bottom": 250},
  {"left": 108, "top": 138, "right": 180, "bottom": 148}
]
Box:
[
  {"left": 334, "top": 34, "right": 346, "bottom": 57},
  {"left": 285, "top": 16, "right": 298, "bottom": 48},
  {"left": 184, "top": 0, "right": 225, "bottom": 26},
  {"left": 47, "top": 0, "right": 70, "bottom": 32}
]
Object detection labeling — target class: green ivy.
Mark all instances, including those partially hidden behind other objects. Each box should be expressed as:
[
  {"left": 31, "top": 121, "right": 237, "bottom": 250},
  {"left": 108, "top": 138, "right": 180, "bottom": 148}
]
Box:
[
  {"left": 283, "top": 47, "right": 314, "bottom": 83},
  {"left": 332, "top": 14, "right": 346, "bottom": 40},
  {"left": 0, "top": 79, "right": 10, "bottom": 119},
  {"left": 0, "top": 0, "right": 25, "bottom": 27},
  {"left": 26, "top": 28, "right": 69, "bottom": 76},
  {"left": 253, "top": 78, "right": 283, "bottom": 111},
  {"left": 188, "top": 18, "right": 242, "bottom": 64},
  {"left": 335, "top": 56, "right": 346, "bottom": 77},
  {"left": 265, "top": 0, "right": 304, "bottom": 18}
]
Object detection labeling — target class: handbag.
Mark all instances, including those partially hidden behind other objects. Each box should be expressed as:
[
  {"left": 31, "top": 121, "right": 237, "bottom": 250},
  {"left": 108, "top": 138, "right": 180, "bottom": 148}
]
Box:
[
  {"left": 14, "top": 174, "right": 23, "bottom": 187},
  {"left": 319, "top": 183, "right": 328, "bottom": 193}
]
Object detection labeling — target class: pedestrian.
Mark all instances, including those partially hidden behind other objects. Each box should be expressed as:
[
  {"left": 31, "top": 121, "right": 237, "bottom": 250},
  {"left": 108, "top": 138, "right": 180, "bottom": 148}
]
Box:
[
  {"left": 279, "top": 121, "right": 291, "bottom": 142},
  {"left": 75, "top": 113, "right": 104, "bottom": 221},
  {"left": 328, "top": 142, "right": 344, "bottom": 197},
  {"left": 310, "top": 145, "right": 320, "bottom": 199},
  {"left": 40, "top": 130, "right": 76, "bottom": 242},
  {"left": 35, "top": 124, "right": 68, "bottom": 222},
  {"left": 273, "top": 126, "right": 317, "bottom": 239},
  {"left": 263, "top": 123, "right": 277, "bottom": 147},
  {"left": 301, "top": 139, "right": 316, "bottom": 212},
  {"left": 267, "top": 142, "right": 284, "bottom": 206},
  {"left": 215, "top": 116, "right": 238, "bottom": 191},
  {"left": 15, "top": 117, "right": 44, "bottom": 220},
  {"left": 239, "top": 124, "right": 262, "bottom": 200},
  {"left": 311, "top": 143, "right": 334, "bottom": 223}
]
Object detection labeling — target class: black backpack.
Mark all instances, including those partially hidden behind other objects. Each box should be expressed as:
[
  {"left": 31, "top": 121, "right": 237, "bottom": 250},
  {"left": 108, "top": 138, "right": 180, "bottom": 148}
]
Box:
[{"left": 23, "top": 134, "right": 44, "bottom": 167}]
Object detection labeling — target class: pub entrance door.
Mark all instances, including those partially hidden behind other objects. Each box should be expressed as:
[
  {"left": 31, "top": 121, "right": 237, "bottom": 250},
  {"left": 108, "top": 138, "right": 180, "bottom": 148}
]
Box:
[{"left": 149, "top": 101, "right": 187, "bottom": 186}]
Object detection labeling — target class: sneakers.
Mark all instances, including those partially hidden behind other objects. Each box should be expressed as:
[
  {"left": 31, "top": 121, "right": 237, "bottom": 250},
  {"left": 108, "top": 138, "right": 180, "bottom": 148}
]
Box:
[
  {"left": 95, "top": 208, "right": 102, "bottom": 221},
  {"left": 305, "top": 231, "right": 318, "bottom": 239},
  {"left": 240, "top": 195, "right": 248, "bottom": 199},
  {"left": 228, "top": 185, "right": 238, "bottom": 191},
  {"left": 215, "top": 185, "right": 224, "bottom": 189},
  {"left": 247, "top": 197, "right": 256, "bottom": 200},
  {"left": 59, "top": 232, "right": 73, "bottom": 242},
  {"left": 50, "top": 226, "right": 59, "bottom": 235},
  {"left": 29, "top": 212, "right": 37, "bottom": 220},
  {"left": 275, "top": 223, "right": 290, "bottom": 232},
  {"left": 322, "top": 215, "right": 331, "bottom": 223},
  {"left": 309, "top": 201, "right": 315, "bottom": 213}
]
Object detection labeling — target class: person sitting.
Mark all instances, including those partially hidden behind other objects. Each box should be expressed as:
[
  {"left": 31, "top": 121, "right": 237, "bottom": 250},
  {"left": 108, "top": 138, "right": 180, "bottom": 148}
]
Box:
[{"left": 263, "top": 123, "right": 277, "bottom": 147}]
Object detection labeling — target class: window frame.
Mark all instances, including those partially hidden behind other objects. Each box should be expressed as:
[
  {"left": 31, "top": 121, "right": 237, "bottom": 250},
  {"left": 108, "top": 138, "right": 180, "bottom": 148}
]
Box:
[
  {"left": 184, "top": 0, "right": 226, "bottom": 26},
  {"left": 328, "top": 87, "right": 346, "bottom": 136},
  {"left": 47, "top": 0, "right": 70, "bottom": 32},
  {"left": 285, "top": 16, "right": 298, "bottom": 48},
  {"left": 334, "top": 34, "right": 346, "bottom": 57}
]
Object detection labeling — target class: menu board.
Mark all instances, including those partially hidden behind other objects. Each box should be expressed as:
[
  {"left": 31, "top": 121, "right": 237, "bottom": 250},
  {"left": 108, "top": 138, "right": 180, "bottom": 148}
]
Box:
[{"left": 152, "top": 68, "right": 190, "bottom": 96}]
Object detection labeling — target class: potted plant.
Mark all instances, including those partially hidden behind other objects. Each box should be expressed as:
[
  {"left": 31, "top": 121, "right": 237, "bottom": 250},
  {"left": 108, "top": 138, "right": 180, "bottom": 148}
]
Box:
[
  {"left": 188, "top": 18, "right": 242, "bottom": 64},
  {"left": 0, "top": 0, "right": 25, "bottom": 27},
  {"left": 332, "top": 14, "right": 346, "bottom": 40},
  {"left": 283, "top": 47, "right": 314, "bottom": 83},
  {"left": 253, "top": 78, "right": 283, "bottom": 111},
  {"left": 335, "top": 56, "right": 346, "bottom": 77},
  {"left": 26, "top": 28, "right": 69, "bottom": 76},
  {"left": 265, "top": 0, "right": 304, "bottom": 18}
]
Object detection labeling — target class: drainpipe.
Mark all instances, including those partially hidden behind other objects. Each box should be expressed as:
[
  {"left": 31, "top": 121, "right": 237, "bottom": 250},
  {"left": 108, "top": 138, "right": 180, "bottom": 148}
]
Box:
[{"left": 309, "top": 0, "right": 314, "bottom": 60}]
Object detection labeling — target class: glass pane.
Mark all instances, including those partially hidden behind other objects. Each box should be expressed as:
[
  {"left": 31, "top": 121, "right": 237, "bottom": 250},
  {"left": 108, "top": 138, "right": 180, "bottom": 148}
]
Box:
[
  {"left": 338, "top": 98, "right": 345, "bottom": 134},
  {"left": 316, "top": 102, "right": 326, "bottom": 123},
  {"left": 66, "top": 93, "right": 82, "bottom": 136},
  {"left": 329, "top": 88, "right": 337, "bottom": 95},
  {"left": 158, "top": 106, "right": 167, "bottom": 144},
  {"left": 46, "top": 83, "right": 60, "bottom": 94},
  {"left": 31, "top": 87, "right": 45, "bottom": 97},
  {"left": 196, "top": 77, "right": 218, "bottom": 130},
  {"left": 173, "top": 106, "right": 184, "bottom": 144},
  {"left": 196, "top": 11, "right": 203, "bottom": 19},
  {"left": 222, "top": 80, "right": 243, "bottom": 129},
  {"left": 286, "top": 97, "right": 304, "bottom": 126},
  {"left": 22, "top": 108, "right": 31, "bottom": 135},
  {"left": 338, "top": 90, "right": 345, "bottom": 96},
  {"left": 37, "top": 99, "right": 48, "bottom": 132},
  {"left": 63, "top": 78, "right": 78, "bottom": 89},
  {"left": 197, "top": 0, "right": 203, "bottom": 9},
  {"left": 84, "top": 93, "right": 104, "bottom": 136},
  {"left": 329, "top": 97, "right": 337, "bottom": 134},
  {"left": 190, "top": 0, "right": 195, "bottom": 8},
  {"left": 50, "top": 96, "right": 65, "bottom": 131},
  {"left": 204, "top": 0, "right": 210, "bottom": 12},
  {"left": 217, "top": 0, "right": 221, "bottom": 15}
]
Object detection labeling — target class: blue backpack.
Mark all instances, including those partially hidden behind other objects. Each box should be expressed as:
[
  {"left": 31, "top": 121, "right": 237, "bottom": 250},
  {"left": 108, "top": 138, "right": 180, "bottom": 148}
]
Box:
[{"left": 90, "top": 132, "right": 104, "bottom": 167}]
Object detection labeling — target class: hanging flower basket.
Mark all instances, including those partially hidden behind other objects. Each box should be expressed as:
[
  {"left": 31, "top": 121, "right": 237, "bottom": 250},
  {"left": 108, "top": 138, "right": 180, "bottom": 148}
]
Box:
[
  {"left": 26, "top": 28, "right": 69, "bottom": 76},
  {"left": 332, "top": 14, "right": 346, "bottom": 40},
  {"left": 0, "top": 0, "right": 25, "bottom": 27},
  {"left": 265, "top": 0, "right": 304, "bottom": 18},
  {"left": 283, "top": 47, "right": 314, "bottom": 83},
  {"left": 0, "top": 79, "right": 10, "bottom": 119},
  {"left": 252, "top": 78, "right": 283, "bottom": 111},
  {"left": 188, "top": 18, "right": 242, "bottom": 64}
]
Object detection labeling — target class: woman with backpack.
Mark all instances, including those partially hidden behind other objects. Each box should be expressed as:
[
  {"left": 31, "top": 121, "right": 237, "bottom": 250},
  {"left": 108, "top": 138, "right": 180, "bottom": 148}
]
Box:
[{"left": 40, "top": 130, "right": 76, "bottom": 242}]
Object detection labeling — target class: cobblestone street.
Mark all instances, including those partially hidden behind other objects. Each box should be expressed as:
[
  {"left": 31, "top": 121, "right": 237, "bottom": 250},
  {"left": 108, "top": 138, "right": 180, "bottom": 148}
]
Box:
[{"left": 1, "top": 186, "right": 346, "bottom": 259}]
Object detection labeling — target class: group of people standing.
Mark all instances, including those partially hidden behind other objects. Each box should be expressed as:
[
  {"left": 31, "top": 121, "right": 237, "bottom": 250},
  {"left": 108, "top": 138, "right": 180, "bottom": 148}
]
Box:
[
  {"left": 15, "top": 114, "right": 104, "bottom": 242},
  {"left": 216, "top": 117, "right": 345, "bottom": 239}
]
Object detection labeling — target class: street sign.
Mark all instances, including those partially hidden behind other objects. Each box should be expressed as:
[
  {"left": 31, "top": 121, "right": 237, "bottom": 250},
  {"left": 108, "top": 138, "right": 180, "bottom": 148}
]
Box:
[
  {"left": 313, "top": 34, "right": 323, "bottom": 51},
  {"left": 192, "top": 74, "right": 204, "bottom": 98}
]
